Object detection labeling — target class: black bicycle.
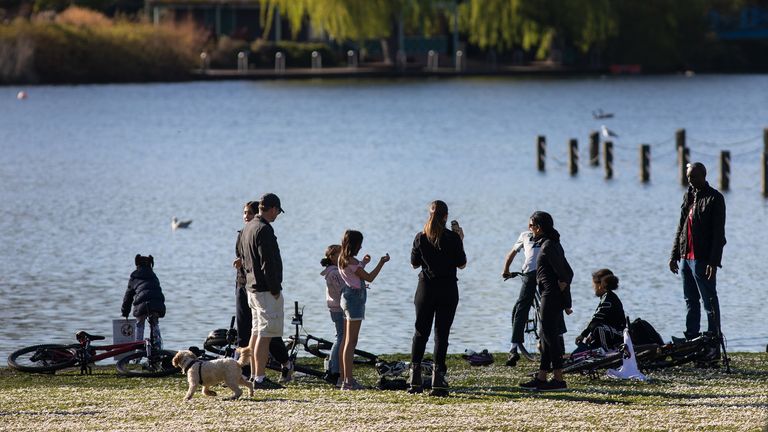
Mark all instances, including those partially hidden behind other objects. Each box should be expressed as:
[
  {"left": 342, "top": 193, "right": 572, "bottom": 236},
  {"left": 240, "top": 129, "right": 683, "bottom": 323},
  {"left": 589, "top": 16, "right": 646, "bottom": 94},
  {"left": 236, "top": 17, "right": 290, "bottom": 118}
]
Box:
[
  {"left": 199, "top": 302, "right": 379, "bottom": 381},
  {"left": 504, "top": 271, "right": 539, "bottom": 361},
  {"left": 563, "top": 333, "right": 729, "bottom": 378},
  {"left": 282, "top": 302, "right": 379, "bottom": 367}
]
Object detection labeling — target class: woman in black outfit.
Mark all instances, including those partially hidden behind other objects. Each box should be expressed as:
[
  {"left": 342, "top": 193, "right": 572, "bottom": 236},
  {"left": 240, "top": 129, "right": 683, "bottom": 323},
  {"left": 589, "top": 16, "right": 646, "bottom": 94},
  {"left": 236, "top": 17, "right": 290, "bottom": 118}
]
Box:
[
  {"left": 520, "top": 211, "right": 573, "bottom": 391},
  {"left": 409, "top": 200, "right": 467, "bottom": 397}
]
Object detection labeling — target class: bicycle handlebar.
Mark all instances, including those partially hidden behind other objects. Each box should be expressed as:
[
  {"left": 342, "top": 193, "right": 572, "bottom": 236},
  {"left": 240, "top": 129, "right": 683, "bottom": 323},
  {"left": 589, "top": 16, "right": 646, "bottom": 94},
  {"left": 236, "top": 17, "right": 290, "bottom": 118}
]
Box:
[{"left": 503, "top": 272, "right": 524, "bottom": 280}]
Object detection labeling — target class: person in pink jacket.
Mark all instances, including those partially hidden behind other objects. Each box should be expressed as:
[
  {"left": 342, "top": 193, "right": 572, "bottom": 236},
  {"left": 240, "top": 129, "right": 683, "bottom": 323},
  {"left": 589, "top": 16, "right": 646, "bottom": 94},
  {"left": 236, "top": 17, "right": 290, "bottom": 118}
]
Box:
[{"left": 320, "top": 244, "right": 343, "bottom": 385}]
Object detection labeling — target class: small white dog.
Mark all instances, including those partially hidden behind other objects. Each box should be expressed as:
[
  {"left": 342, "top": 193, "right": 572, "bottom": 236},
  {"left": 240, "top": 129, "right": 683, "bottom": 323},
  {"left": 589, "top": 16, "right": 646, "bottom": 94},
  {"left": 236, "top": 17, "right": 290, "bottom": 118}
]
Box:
[{"left": 172, "top": 347, "right": 254, "bottom": 400}]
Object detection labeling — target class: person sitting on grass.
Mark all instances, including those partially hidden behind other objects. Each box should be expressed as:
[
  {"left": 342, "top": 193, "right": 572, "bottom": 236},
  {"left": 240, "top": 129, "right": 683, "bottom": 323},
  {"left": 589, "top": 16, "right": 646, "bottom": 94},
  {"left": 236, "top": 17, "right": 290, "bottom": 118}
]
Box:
[{"left": 574, "top": 269, "right": 626, "bottom": 353}]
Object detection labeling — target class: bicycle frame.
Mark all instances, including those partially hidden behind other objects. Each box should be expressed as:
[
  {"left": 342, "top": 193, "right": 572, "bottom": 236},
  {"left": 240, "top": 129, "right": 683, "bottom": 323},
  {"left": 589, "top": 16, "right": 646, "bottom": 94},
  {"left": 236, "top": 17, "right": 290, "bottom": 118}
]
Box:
[{"left": 74, "top": 328, "right": 159, "bottom": 374}]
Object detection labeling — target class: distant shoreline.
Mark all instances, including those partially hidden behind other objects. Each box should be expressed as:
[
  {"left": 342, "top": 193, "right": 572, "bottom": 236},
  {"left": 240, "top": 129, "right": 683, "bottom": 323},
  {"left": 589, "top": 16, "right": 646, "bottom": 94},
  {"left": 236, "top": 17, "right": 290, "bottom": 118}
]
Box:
[
  {"left": 8, "top": 67, "right": 752, "bottom": 87},
  {"left": 191, "top": 64, "right": 604, "bottom": 81}
]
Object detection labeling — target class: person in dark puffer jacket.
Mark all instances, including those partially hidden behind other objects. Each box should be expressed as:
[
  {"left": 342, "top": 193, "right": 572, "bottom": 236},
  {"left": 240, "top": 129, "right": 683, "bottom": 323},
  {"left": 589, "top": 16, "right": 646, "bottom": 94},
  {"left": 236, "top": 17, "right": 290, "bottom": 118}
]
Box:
[{"left": 121, "top": 254, "right": 166, "bottom": 345}]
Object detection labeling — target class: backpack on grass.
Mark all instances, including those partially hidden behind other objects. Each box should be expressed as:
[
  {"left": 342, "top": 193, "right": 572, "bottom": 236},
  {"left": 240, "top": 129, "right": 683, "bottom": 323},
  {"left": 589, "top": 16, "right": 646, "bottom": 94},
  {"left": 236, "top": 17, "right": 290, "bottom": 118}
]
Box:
[{"left": 629, "top": 318, "right": 664, "bottom": 345}]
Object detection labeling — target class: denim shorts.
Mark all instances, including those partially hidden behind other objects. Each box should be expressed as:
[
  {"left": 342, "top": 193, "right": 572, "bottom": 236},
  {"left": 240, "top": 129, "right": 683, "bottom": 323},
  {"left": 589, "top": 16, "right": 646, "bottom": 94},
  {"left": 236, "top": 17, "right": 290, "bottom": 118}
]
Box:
[{"left": 340, "top": 286, "right": 367, "bottom": 321}]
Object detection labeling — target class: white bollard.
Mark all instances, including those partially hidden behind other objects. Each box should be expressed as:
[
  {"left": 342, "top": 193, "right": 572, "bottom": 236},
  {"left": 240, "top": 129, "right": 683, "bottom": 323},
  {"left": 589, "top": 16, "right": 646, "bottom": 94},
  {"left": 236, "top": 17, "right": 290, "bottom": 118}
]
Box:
[
  {"left": 427, "top": 50, "right": 438, "bottom": 71},
  {"left": 455, "top": 50, "right": 464, "bottom": 72},
  {"left": 237, "top": 51, "right": 248, "bottom": 72},
  {"left": 311, "top": 51, "right": 322, "bottom": 69},
  {"left": 275, "top": 52, "right": 285, "bottom": 73}
]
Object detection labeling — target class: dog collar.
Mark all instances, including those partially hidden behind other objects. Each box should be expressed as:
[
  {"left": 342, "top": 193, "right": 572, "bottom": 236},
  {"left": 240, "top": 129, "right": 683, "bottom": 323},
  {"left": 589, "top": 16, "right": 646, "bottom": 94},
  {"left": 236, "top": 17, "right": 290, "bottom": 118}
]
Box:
[{"left": 180, "top": 357, "right": 200, "bottom": 374}]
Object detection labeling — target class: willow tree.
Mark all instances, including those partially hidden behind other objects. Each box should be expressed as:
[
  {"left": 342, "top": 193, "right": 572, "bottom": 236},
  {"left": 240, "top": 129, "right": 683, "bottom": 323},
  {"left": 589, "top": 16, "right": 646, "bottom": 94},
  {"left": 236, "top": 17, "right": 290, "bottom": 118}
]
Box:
[
  {"left": 459, "top": 0, "right": 617, "bottom": 59},
  {"left": 258, "top": 0, "right": 441, "bottom": 63}
]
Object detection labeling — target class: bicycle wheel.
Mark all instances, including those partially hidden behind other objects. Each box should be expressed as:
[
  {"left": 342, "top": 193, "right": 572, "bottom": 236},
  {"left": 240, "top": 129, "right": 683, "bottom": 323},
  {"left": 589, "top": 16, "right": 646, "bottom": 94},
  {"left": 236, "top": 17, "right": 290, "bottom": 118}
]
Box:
[
  {"left": 563, "top": 351, "right": 623, "bottom": 375},
  {"left": 8, "top": 344, "right": 78, "bottom": 373},
  {"left": 115, "top": 349, "right": 179, "bottom": 377},
  {"left": 352, "top": 348, "right": 378, "bottom": 366},
  {"left": 521, "top": 293, "right": 541, "bottom": 361},
  {"left": 302, "top": 336, "right": 377, "bottom": 366},
  {"left": 293, "top": 363, "right": 324, "bottom": 378},
  {"left": 303, "top": 336, "right": 333, "bottom": 359}
]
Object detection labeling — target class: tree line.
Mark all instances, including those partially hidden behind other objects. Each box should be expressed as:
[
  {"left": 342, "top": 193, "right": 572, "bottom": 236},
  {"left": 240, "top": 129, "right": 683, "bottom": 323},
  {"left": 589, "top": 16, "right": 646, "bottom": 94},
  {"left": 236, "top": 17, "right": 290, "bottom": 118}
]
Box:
[{"left": 2, "top": 0, "right": 767, "bottom": 71}]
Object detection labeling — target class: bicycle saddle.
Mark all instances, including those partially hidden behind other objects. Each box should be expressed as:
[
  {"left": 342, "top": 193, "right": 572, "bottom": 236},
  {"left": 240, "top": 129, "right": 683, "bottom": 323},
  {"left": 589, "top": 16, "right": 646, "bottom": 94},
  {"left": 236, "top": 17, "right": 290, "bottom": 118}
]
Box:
[{"left": 75, "top": 331, "right": 105, "bottom": 342}]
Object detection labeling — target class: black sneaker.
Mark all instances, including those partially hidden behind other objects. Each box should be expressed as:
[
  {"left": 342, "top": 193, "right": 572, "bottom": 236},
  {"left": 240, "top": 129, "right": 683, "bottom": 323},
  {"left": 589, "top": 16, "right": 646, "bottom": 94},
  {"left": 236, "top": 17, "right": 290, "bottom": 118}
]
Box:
[
  {"left": 538, "top": 379, "right": 567, "bottom": 392},
  {"left": 429, "top": 387, "right": 449, "bottom": 397},
  {"left": 252, "top": 377, "right": 284, "bottom": 390},
  {"left": 519, "top": 377, "right": 546, "bottom": 391},
  {"left": 506, "top": 351, "right": 521, "bottom": 367},
  {"left": 323, "top": 371, "right": 340, "bottom": 385}
]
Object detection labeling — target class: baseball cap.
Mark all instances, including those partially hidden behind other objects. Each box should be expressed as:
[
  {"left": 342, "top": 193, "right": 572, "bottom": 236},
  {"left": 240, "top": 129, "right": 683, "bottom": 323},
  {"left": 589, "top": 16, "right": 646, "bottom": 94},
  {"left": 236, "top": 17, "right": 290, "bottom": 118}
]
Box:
[{"left": 259, "top": 193, "right": 284, "bottom": 213}]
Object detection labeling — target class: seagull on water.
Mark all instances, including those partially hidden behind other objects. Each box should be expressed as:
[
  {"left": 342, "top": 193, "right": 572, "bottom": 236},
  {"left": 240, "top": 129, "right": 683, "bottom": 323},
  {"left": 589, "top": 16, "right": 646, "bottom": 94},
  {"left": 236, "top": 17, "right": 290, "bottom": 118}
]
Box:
[
  {"left": 172, "top": 217, "right": 192, "bottom": 230},
  {"left": 601, "top": 125, "right": 618, "bottom": 139},
  {"left": 592, "top": 108, "right": 614, "bottom": 119}
]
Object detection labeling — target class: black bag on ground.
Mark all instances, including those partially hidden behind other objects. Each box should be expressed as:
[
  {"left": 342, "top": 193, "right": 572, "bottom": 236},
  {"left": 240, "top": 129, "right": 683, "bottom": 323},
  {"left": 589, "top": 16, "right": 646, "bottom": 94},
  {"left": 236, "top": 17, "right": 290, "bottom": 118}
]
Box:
[{"left": 629, "top": 318, "right": 664, "bottom": 345}]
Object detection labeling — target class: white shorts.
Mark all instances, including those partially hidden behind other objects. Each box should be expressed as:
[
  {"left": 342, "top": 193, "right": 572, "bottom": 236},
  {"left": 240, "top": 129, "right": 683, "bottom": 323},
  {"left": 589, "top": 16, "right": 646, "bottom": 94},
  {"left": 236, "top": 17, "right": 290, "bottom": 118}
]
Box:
[{"left": 247, "top": 291, "right": 284, "bottom": 338}]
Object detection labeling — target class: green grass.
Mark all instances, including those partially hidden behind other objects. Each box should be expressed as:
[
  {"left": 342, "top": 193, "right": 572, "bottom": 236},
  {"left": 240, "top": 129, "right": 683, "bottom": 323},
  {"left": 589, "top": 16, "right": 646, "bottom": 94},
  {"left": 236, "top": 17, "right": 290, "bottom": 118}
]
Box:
[{"left": 1, "top": 353, "right": 766, "bottom": 431}]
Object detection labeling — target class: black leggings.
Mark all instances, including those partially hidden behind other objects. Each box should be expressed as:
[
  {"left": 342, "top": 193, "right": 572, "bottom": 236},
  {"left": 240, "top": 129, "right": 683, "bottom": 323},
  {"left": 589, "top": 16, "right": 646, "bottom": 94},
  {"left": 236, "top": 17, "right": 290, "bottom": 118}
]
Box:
[
  {"left": 410, "top": 279, "right": 459, "bottom": 373},
  {"left": 235, "top": 285, "right": 288, "bottom": 363},
  {"left": 539, "top": 289, "right": 565, "bottom": 371}
]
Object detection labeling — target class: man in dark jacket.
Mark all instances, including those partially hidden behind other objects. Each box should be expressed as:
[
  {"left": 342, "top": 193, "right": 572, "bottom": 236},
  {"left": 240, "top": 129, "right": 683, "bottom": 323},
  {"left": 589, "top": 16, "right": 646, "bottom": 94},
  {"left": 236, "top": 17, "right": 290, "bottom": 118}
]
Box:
[
  {"left": 121, "top": 254, "right": 165, "bottom": 344},
  {"left": 669, "top": 162, "right": 726, "bottom": 341},
  {"left": 240, "top": 193, "right": 290, "bottom": 389}
]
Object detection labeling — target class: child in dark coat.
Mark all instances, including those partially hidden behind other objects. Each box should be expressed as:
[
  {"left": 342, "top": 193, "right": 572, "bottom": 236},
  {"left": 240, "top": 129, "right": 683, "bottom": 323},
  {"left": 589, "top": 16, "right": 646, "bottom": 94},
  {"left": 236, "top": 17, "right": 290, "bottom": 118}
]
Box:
[{"left": 121, "top": 255, "right": 166, "bottom": 345}]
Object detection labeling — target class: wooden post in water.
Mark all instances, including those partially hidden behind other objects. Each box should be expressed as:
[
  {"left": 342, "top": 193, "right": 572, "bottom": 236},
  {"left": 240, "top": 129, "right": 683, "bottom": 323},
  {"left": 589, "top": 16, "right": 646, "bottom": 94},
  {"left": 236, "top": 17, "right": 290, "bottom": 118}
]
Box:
[
  {"left": 763, "top": 128, "right": 768, "bottom": 197},
  {"left": 589, "top": 131, "right": 600, "bottom": 167},
  {"left": 720, "top": 150, "right": 731, "bottom": 192},
  {"left": 604, "top": 141, "right": 613, "bottom": 179},
  {"left": 640, "top": 144, "right": 651, "bottom": 183},
  {"left": 679, "top": 146, "right": 690, "bottom": 186},
  {"left": 568, "top": 139, "right": 578, "bottom": 176},
  {"left": 676, "top": 128, "right": 686, "bottom": 166},
  {"left": 537, "top": 135, "right": 546, "bottom": 172}
]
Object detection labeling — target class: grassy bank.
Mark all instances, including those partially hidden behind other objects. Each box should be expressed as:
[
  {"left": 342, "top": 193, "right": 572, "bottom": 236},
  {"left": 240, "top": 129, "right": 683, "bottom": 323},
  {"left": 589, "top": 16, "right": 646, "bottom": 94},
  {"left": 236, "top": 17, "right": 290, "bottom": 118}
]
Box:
[
  {"left": 0, "top": 8, "right": 203, "bottom": 84},
  {"left": 1, "top": 352, "right": 766, "bottom": 431}
]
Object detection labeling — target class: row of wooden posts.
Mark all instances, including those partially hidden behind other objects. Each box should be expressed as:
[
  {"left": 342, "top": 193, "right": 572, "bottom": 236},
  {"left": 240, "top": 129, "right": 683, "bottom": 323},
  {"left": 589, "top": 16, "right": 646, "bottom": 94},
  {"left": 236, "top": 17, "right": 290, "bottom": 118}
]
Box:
[{"left": 535, "top": 128, "right": 768, "bottom": 197}]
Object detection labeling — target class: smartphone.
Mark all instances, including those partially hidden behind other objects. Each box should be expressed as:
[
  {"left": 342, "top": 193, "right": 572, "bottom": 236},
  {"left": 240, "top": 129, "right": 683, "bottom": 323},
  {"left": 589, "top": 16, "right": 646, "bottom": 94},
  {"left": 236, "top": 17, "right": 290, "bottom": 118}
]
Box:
[{"left": 450, "top": 220, "right": 460, "bottom": 232}]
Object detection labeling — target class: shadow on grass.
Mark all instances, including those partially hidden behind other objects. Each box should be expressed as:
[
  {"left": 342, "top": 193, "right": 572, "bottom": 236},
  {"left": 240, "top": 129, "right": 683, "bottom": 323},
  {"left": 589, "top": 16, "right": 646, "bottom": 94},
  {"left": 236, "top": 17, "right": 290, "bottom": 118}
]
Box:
[
  {"left": 450, "top": 386, "right": 635, "bottom": 405},
  {"left": 0, "top": 410, "right": 100, "bottom": 416}
]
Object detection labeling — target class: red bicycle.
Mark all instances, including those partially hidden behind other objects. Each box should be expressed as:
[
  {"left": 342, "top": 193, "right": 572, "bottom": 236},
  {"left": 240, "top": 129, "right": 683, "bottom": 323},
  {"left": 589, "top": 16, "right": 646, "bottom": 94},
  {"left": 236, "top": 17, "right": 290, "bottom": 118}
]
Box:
[{"left": 7, "top": 325, "right": 178, "bottom": 377}]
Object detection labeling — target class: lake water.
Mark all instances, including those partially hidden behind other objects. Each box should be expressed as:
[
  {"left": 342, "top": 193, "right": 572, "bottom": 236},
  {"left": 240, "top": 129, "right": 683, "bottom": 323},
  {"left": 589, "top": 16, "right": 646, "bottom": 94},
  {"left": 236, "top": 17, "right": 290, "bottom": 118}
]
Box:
[{"left": 1, "top": 75, "right": 767, "bottom": 364}]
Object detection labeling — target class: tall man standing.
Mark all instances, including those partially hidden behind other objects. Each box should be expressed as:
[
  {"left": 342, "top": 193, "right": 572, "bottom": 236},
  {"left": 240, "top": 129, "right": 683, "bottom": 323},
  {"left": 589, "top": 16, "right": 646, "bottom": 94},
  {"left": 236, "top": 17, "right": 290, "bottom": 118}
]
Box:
[
  {"left": 241, "top": 193, "right": 291, "bottom": 388},
  {"left": 669, "top": 162, "right": 726, "bottom": 344}
]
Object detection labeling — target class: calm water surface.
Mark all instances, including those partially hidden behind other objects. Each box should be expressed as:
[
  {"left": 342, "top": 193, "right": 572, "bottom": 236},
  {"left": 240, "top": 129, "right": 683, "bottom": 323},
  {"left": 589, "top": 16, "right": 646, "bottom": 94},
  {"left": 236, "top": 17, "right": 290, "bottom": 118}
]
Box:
[{"left": 1, "top": 75, "right": 767, "bottom": 362}]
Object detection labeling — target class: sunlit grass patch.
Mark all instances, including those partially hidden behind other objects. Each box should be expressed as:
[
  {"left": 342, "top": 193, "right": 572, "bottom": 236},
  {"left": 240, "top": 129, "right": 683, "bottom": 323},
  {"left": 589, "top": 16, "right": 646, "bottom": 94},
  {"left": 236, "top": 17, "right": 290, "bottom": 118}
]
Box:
[{"left": 1, "top": 352, "right": 766, "bottom": 431}]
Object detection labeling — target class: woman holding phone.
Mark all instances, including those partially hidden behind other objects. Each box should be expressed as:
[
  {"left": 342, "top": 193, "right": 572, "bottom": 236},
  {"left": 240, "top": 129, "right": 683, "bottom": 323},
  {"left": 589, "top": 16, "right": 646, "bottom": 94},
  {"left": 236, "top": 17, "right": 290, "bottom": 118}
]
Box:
[{"left": 408, "top": 200, "right": 467, "bottom": 397}]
